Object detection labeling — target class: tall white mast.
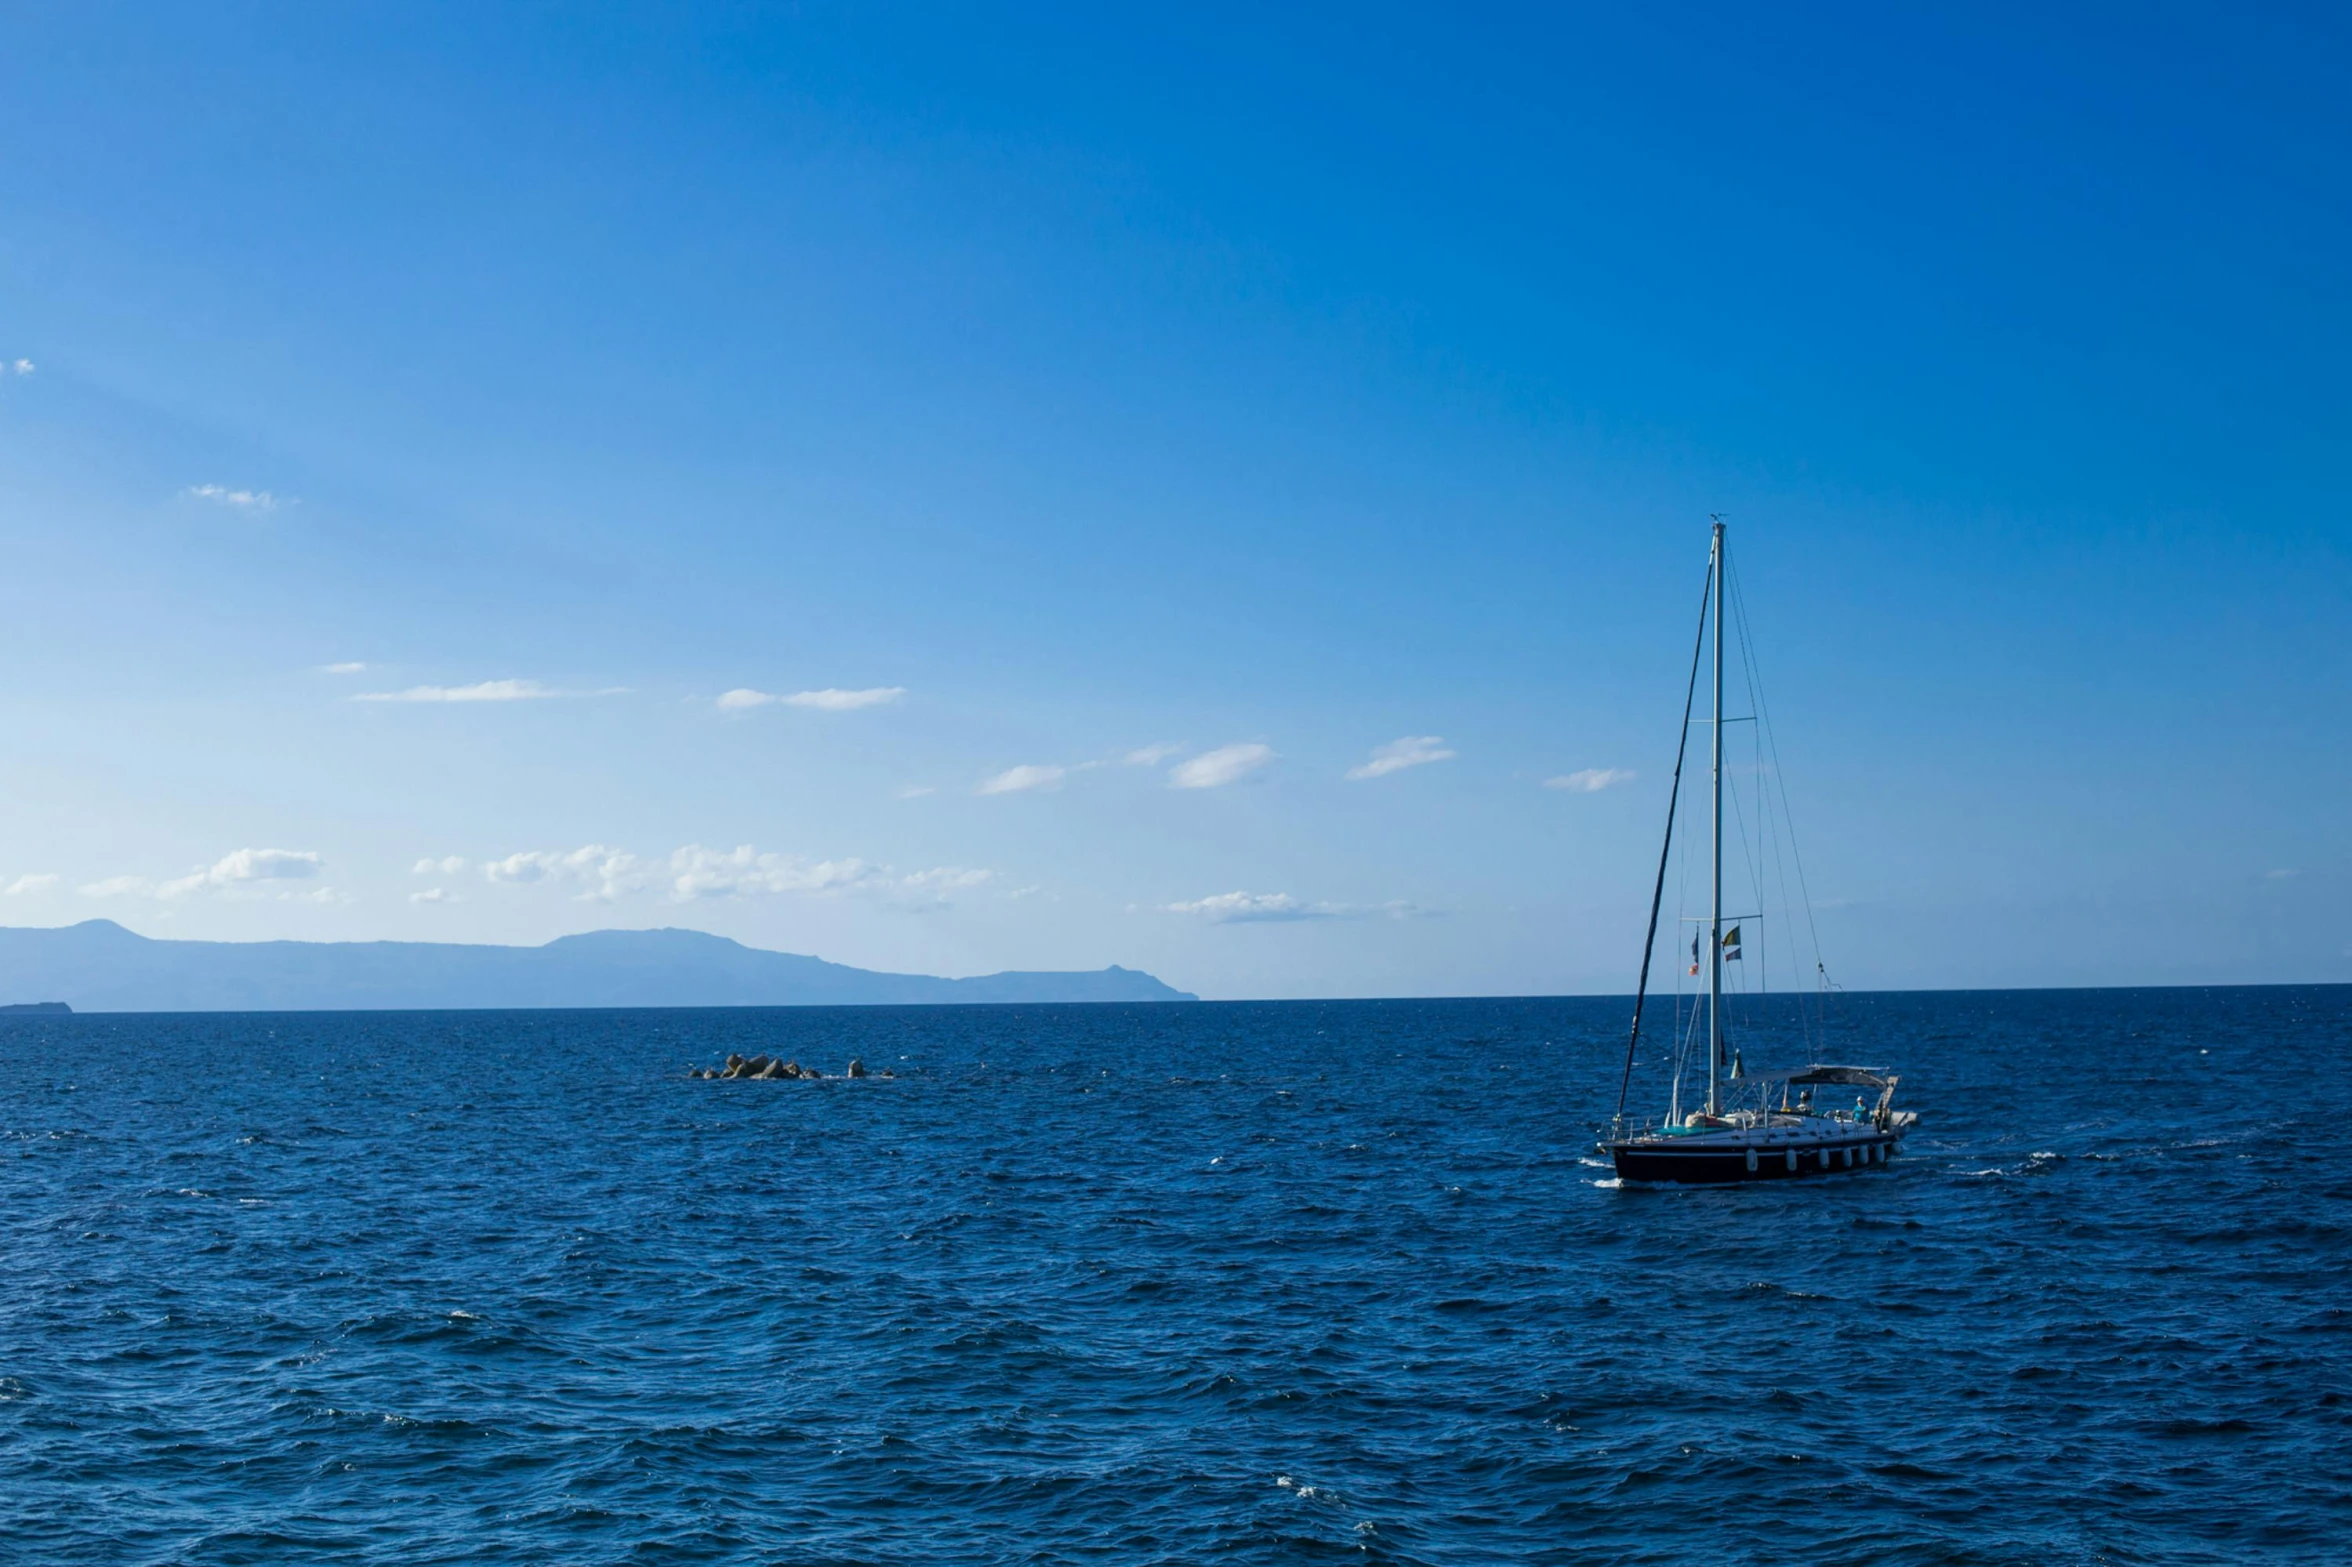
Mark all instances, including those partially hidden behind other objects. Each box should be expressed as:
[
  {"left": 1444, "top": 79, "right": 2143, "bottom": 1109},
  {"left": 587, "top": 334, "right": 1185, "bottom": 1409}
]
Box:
[{"left": 1707, "top": 518, "right": 1725, "bottom": 1118}]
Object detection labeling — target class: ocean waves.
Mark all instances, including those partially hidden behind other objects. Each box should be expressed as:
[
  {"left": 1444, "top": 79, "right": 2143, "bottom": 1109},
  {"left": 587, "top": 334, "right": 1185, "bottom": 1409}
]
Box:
[{"left": 0, "top": 990, "right": 2347, "bottom": 1563}]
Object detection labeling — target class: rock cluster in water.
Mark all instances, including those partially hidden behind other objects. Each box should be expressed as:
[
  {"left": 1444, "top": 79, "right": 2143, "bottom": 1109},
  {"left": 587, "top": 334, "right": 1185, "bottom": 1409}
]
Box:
[{"left": 693, "top": 1053, "right": 892, "bottom": 1081}]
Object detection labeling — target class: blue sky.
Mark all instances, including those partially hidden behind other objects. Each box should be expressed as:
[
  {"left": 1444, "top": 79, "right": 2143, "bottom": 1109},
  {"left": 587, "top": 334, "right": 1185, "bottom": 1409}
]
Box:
[{"left": 0, "top": 3, "right": 2343, "bottom": 996}]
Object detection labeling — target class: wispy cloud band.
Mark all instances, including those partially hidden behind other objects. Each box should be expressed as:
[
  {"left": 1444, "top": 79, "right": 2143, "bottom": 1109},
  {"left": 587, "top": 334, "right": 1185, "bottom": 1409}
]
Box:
[
  {"left": 441, "top": 841, "right": 993, "bottom": 905},
  {"left": 184, "top": 484, "right": 290, "bottom": 512},
  {"left": 1545, "top": 767, "right": 1636, "bottom": 793},
  {"left": 718, "top": 686, "right": 905, "bottom": 712},
  {"left": 80, "top": 848, "right": 328, "bottom": 902},
  {"left": 1160, "top": 889, "right": 1434, "bottom": 923},
  {"left": 1162, "top": 890, "right": 1327, "bottom": 922},
  {"left": 977, "top": 764, "right": 1065, "bottom": 795},
  {"left": 354, "top": 679, "right": 624, "bottom": 703},
  {"left": 1170, "top": 743, "right": 1274, "bottom": 790},
  {"left": 1347, "top": 735, "right": 1455, "bottom": 780}
]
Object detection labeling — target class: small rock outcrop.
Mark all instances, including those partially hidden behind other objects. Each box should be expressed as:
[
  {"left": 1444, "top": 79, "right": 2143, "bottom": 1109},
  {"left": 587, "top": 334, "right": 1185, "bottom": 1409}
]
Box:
[{"left": 698, "top": 1053, "right": 894, "bottom": 1080}]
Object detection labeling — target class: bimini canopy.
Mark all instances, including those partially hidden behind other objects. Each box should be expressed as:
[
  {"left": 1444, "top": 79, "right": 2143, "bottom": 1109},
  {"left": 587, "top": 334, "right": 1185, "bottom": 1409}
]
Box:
[{"left": 1785, "top": 1065, "right": 1894, "bottom": 1090}]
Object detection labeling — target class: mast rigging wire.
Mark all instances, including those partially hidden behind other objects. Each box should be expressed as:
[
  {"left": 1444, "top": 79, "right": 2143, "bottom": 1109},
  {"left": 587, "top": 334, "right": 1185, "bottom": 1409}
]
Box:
[
  {"left": 1726, "top": 554, "right": 1835, "bottom": 1055},
  {"left": 1612, "top": 557, "right": 1715, "bottom": 1127}
]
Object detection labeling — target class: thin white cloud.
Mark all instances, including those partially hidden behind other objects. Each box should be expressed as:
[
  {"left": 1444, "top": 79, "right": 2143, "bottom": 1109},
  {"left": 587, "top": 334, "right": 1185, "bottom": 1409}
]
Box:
[
  {"left": 483, "top": 850, "right": 577, "bottom": 885},
  {"left": 1160, "top": 890, "right": 1434, "bottom": 923},
  {"left": 322, "top": 661, "right": 368, "bottom": 675},
  {"left": 1161, "top": 891, "right": 1329, "bottom": 923},
  {"left": 898, "top": 866, "right": 995, "bottom": 896},
  {"left": 79, "top": 876, "right": 151, "bottom": 899},
  {"left": 483, "top": 846, "right": 643, "bottom": 901},
  {"left": 718, "top": 686, "right": 905, "bottom": 712},
  {"left": 1545, "top": 767, "right": 1637, "bottom": 794},
  {"left": 453, "top": 839, "right": 994, "bottom": 907},
  {"left": 212, "top": 848, "right": 322, "bottom": 882},
  {"left": 978, "top": 763, "right": 1066, "bottom": 795},
  {"left": 2, "top": 873, "right": 59, "bottom": 895},
  {"left": 894, "top": 785, "right": 938, "bottom": 799},
  {"left": 157, "top": 848, "right": 325, "bottom": 899},
  {"left": 184, "top": 483, "right": 290, "bottom": 512},
  {"left": 1347, "top": 735, "right": 1456, "bottom": 781},
  {"left": 354, "top": 679, "right": 621, "bottom": 703},
  {"left": 9, "top": 359, "right": 31, "bottom": 376},
  {"left": 1372, "top": 899, "right": 1441, "bottom": 920},
  {"left": 82, "top": 849, "right": 324, "bottom": 902},
  {"left": 1170, "top": 743, "right": 1274, "bottom": 790},
  {"left": 787, "top": 686, "right": 904, "bottom": 711},
  {"left": 1122, "top": 743, "right": 1183, "bottom": 766},
  {"left": 2265, "top": 868, "right": 2298, "bottom": 880},
  {"left": 668, "top": 845, "right": 991, "bottom": 905},
  {"left": 413, "top": 856, "right": 468, "bottom": 876},
  {"left": 409, "top": 887, "right": 452, "bottom": 904},
  {"left": 668, "top": 845, "right": 878, "bottom": 899}
]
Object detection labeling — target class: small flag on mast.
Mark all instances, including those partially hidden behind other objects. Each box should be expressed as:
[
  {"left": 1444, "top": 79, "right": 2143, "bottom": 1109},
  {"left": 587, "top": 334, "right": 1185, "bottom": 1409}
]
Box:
[
  {"left": 1722, "top": 924, "right": 1743, "bottom": 962},
  {"left": 1689, "top": 929, "right": 1701, "bottom": 977}
]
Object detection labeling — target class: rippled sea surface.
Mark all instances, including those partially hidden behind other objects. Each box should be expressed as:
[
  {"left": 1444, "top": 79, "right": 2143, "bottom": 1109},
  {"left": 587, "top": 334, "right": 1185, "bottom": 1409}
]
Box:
[{"left": 2, "top": 989, "right": 2348, "bottom": 1565}]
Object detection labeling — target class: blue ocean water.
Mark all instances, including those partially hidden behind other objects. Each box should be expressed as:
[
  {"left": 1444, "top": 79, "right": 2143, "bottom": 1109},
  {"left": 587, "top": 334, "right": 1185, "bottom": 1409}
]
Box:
[{"left": 1, "top": 989, "right": 2347, "bottom": 1565}]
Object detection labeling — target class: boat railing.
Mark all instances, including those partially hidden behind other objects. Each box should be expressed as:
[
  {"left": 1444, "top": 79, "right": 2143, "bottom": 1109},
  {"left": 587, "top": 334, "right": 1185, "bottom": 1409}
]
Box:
[{"left": 1605, "top": 1101, "right": 1899, "bottom": 1142}]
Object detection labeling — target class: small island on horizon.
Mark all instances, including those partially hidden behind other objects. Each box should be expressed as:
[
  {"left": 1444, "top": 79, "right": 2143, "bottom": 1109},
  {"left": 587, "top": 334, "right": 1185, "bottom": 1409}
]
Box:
[{"left": 0, "top": 920, "right": 1195, "bottom": 1014}]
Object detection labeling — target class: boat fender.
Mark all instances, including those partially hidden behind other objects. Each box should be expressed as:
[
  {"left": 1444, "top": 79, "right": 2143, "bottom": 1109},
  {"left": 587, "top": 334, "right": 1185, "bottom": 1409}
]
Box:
[
  {"left": 1745, "top": 1148, "right": 1758, "bottom": 1173},
  {"left": 1785, "top": 1150, "right": 1797, "bottom": 1172}
]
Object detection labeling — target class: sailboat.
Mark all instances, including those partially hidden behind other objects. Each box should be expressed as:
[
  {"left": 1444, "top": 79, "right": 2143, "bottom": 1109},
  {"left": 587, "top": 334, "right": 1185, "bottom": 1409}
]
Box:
[{"left": 1601, "top": 520, "right": 1916, "bottom": 1183}]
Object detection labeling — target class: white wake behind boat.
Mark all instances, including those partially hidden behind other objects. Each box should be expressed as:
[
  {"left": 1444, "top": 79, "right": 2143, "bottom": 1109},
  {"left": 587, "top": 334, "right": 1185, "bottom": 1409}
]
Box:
[{"left": 1600, "top": 520, "right": 1916, "bottom": 1184}]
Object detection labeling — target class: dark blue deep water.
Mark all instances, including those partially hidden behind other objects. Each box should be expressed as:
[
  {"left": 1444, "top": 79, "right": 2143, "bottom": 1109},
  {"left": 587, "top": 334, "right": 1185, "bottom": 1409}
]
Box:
[{"left": 2, "top": 989, "right": 2348, "bottom": 1565}]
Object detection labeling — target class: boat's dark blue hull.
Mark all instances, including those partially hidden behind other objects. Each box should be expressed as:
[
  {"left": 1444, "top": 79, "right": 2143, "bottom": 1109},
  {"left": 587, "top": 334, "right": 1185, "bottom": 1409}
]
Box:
[{"left": 1610, "top": 1135, "right": 1901, "bottom": 1184}]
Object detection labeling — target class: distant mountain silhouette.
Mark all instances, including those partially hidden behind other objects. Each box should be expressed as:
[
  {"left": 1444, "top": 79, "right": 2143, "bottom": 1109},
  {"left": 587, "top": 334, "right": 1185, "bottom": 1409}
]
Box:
[{"left": 0, "top": 921, "right": 1196, "bottom": 1012}]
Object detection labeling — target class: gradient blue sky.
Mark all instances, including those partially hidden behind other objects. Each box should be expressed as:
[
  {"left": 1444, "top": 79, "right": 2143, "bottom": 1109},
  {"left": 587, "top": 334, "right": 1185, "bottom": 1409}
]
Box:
[{"left": 0, "top": 3, "right": 2343, "bottom": 996}]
